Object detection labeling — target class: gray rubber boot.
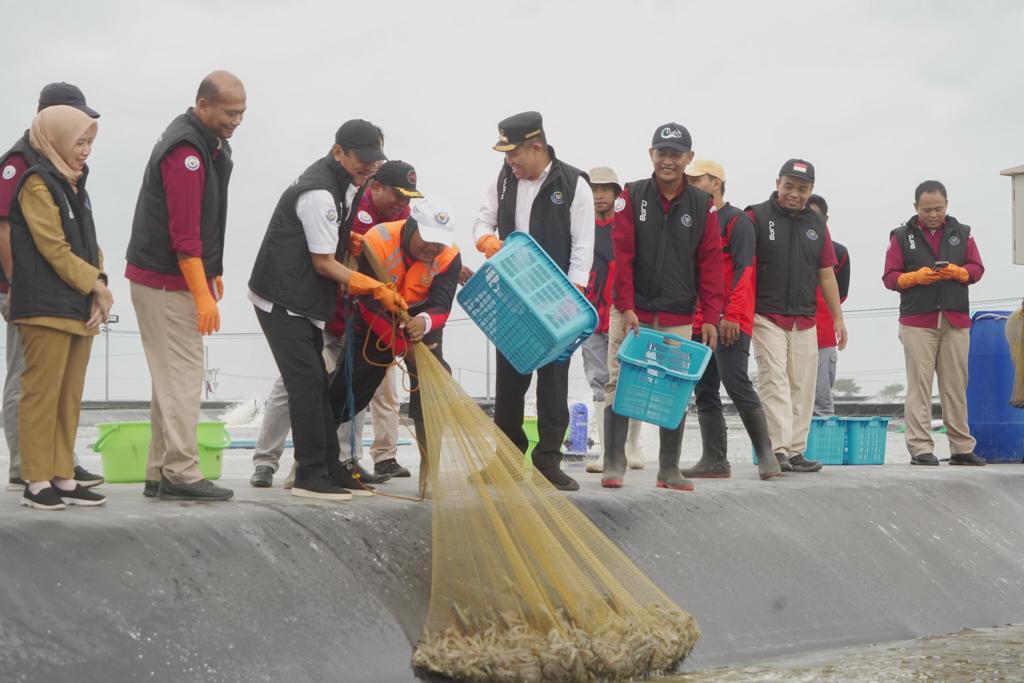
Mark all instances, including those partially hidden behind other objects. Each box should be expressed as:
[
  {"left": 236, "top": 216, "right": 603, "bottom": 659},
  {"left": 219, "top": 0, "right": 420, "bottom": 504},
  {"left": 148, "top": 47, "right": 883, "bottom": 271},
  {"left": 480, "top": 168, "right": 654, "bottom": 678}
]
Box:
[
  {"left": 681, "top": 412, "right": 731, "bottom": 478},
  {"left": 601, "top": 406, "right": 629, "bottom": 488},
  {"left": 739, "top": 408, "right": 782, "bottom": 480},
  {"left": 656, "top": 419, "right": 694, "bottom": 491}
]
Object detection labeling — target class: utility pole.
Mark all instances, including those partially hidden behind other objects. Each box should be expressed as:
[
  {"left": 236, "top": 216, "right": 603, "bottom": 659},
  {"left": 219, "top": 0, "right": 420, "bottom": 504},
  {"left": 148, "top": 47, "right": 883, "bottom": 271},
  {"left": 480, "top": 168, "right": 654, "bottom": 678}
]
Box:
[{"left": 103, "top": 314, "right": 119, "bottom": 401}]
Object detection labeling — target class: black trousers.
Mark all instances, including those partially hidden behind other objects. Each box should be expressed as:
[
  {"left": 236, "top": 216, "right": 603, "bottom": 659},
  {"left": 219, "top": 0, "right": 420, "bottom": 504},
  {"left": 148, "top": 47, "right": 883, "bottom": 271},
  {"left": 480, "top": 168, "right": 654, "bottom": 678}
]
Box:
[
  {"left": 255, "top": 305, "right": 339, "bottom": 484},
  {"left": 494, "top": 352, "right": 570, "bottom": 460},
  {"left": 693, "top": 331, "right": 762, "bottom": 416}
]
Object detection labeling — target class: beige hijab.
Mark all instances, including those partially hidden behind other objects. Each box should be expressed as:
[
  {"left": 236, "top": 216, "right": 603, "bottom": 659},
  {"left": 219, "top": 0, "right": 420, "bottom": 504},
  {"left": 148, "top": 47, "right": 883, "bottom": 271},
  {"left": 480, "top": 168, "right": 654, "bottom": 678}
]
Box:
[{"left": 29, "top": 105, "right": 97, "bottom": 186}]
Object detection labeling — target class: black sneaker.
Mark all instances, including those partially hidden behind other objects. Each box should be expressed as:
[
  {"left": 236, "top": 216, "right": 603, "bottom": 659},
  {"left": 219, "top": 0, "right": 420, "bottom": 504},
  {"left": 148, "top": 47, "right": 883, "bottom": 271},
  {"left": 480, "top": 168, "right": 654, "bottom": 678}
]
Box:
[
  {"left": 375, "top": 458, "right": 411, "bottom": 478},
  {"left": 143, "top": 480, "right": 159, "bottom": 498},
  {"left": 73, "top": 465, "right": 105, "bottom": 488},
  {"left": 949, "top": 452, "right": 987, "bottom": 466},
  {"left": 21, "top": 486, "right": 65, "bottom": 510},
  {"left": 55, "top": 483, "right": 107, "bottom": 506},
  {"left": 788, "top": 454, "right": 823, "bottom": 472},
  {"left": 332, "top": 463, "right": 375, "bottom": 497},
  {"left": 158, "top": 477, "right": 234, "bottom": 501},
  {"left": 291, "top": 476, "right": 353, "bottom": 501},
  {"left": 355, "top": 462, "right": 391, "bottom": 485},
  {"left": 776, "top": 453, "right": 794, "bottom": 473},
  {"left": 249, "top": 465, "right": 274, "bottom": 488},
  {"left": 911, "top": 453, "right": 940, "bottom": 466},
  {"left": 7, "top": 476, "right": 27, "bottom": 492}
]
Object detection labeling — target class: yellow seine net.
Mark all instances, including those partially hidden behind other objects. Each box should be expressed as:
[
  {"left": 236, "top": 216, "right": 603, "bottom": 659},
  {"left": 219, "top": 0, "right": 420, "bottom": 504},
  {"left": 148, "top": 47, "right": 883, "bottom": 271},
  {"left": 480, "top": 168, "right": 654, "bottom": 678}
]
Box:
[{"left": 408, "top": 344, "right": 700, "bottom": 681}]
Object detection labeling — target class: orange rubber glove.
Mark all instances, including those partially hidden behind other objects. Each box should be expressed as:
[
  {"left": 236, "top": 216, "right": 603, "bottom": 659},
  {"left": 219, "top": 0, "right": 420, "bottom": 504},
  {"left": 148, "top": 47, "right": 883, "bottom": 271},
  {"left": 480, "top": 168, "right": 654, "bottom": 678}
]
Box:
[
  {"left": 937, "top": 263, "right": 970, "bottom": 283},
  {"left": 178, "top": 257, "right": 220, "bottom": 334},
  {"left": 347, "top": 272, "right": 409, "bottom": 314},
  {"left": 476, "top": 234, "right": 503, "bottom": 259},
  {"left": 897, "top": 266, "right": 942, "bottom": 290},
  {"left": 349, "top": 232, "right": 364, "bottom": 257},
  {"left": 575, "top": 283, "right": 586, "bottom": 295},
  {"left": 214, "top": 275, "right": 224, "bottom": 301}
]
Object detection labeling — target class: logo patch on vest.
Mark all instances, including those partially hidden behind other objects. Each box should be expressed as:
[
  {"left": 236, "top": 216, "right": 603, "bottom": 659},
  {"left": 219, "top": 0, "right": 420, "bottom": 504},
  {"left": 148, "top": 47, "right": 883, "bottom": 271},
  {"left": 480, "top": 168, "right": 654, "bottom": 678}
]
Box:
[
  {"left": 613, "top": 197, "right": 626, "bottom": 213},
  {"left": 434, "top": 211, "right": 450, "bottom": 225},
  {"left": 551, "top": 191, "right": 565, "bottom": 205},
  {"left": 639, "top": 199, "right": 648, "bottom": 222},
  {"left": 768, "top": 220, "right": 776, "bottom": 240},
  {"left": 949, "top": 235, "right": 961, "bottom": 246},
  {"left": 184, "top": 155, "right": 200, "bottom": 172},
  {"left": 358, "top": 210, "right": 373, "bottom": 224},
  {"left": 1, "top": 165, "right": 15, "bottom": 181},
  {"left": 680, "top": 214, "right": 693, "bottom": 228},
  {"left": 908, "top": 233, "right": 917, "bottom": 250},
  {"left": 805, "top": 229, "right": 819, "bottom": 241},
  {"left": 326, "top": 209, "right": 338, "bottom": 222}
]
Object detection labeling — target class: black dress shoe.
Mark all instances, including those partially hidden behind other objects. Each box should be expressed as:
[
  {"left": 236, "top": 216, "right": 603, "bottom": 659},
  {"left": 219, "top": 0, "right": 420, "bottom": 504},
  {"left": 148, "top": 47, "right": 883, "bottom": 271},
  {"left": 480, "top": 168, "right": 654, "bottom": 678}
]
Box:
[
  {"left": 249, "top": 465, "right": 274, "bottom": 488},
  {"left": 73, "top": 465, "right": 105, "bottom": 488},
  {"left": 158, "top": 477, "right": 234, "bottom": 501},
  {"left": 355, "top": 462, "right": 391, "bottom": 485},
  {"left": 143, "top": 480, "right": 159, "bottom": 497},
  {"left": 374, "top": 458, "right": 411, "bottom": 478},
  {"left": 949, "top": 452, "right": 987, "bottom": 466},
  {"left": 788, "top": 454, "right": 823, "bottom": 472},
  {"left": 776, "top": 453, "right": 794, "bottom": 472},
  {"left": 910, "top": 453, "right": 939, "bottom": 466}
]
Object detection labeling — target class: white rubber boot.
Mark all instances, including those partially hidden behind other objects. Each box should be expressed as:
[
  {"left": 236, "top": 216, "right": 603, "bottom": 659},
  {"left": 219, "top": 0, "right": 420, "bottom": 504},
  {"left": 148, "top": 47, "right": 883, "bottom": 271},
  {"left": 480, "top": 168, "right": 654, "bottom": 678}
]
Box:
[
  {"left": 585, "top": 400, "right": 606, "bottom": 473},
  {"left": 626, "top": 419, "right": 646, "bottom": 469}
]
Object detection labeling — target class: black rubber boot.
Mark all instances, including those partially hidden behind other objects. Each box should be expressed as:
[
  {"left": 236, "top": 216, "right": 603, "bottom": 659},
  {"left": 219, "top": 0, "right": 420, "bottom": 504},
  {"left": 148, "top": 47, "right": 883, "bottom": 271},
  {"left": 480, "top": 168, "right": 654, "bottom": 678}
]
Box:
[
  {"left": 532, "top": 451, "right": 579, "bottom": 491},
  {"left": 601, "top": 406, "right": 629, "bottom": 488},
  {"left": 681, "top": 412, "right": 731, "bottom": 478},
  {"left": 656, "top": 419, "right": 693, "bottom": 491},
  {"left": 739, "top": 409, "right": 782, "bottom": 480}
]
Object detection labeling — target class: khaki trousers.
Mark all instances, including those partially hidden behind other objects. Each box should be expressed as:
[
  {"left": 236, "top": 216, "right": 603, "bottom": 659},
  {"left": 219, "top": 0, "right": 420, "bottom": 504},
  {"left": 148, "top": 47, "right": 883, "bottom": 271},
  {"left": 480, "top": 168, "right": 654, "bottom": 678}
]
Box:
[
  {"left": 752, "top": 314, "right": 818, "bottom": 456},
  {"left": 18, "top": 324, "right": 92, "bottom": 482},
  {"left": 369, "top": 365, "right": 400, "bottom": 463},
  {"left": 899, "top": 318, "right": 975, "bottom": 456},
  {"left": 605, "top": 306, "right": 691, "bottom": 404},
  {"left": 132, "top": 282, "right": 205, "bottom": 485}
]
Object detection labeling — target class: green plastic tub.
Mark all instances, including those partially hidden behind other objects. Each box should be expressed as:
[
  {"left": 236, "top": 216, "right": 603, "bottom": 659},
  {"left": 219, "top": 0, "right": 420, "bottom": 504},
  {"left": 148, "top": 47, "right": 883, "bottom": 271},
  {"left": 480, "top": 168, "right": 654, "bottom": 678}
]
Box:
[{"left": 91, "top": 421, "right": 230, "bottom": 482}]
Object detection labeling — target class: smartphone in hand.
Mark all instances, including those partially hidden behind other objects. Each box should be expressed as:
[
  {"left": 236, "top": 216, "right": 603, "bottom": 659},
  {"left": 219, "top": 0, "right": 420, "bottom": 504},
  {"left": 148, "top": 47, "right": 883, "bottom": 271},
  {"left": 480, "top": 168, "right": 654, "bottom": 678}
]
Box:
[{"left": 933, "top": 260, "right": 950, "bottom": 270}]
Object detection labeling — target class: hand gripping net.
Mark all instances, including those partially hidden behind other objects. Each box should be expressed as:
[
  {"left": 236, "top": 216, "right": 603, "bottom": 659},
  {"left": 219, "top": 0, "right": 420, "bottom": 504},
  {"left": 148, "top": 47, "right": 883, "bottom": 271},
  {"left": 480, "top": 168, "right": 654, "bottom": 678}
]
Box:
[{"left": 409, "top": 344, "right": 700, "bottom": 681}]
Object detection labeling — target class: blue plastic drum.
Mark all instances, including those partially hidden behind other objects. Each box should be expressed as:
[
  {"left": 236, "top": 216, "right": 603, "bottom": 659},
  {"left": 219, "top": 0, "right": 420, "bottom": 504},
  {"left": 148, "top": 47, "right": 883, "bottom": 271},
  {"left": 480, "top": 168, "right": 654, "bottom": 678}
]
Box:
[{"left": 966, "top": 311, "right": 1024, "bottom": 463}]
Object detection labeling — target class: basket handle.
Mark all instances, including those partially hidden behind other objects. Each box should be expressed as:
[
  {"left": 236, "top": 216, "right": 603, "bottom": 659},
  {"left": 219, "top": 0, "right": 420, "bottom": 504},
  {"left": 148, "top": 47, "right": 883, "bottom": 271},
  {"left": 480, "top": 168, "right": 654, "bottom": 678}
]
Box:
[
  {"left": 198, "top": 429, "right": 232, "bottom": 450},
  {"left": 90, "top": 424, "right": 120, "bottom": 452}
]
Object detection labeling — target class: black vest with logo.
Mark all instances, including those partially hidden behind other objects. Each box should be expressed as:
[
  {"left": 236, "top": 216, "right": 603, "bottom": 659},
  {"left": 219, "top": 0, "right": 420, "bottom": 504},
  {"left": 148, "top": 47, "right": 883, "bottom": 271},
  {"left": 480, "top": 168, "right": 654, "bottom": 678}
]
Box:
[
  {"left": 748, "top": 194, "right": 827, "bottom": 316},
  {"left": 0, "top": 132, "right": 42, "bottom": 283},
  {"left": 495, "top": 147, "right": 586, "bottom": 273},
  {"left": 8, "top": 159, "right": 100, "bottom": 322},
  {"left": 627, "top": 176, "right": 709, "bottom": 314},
  {"left": 248, "top": 155, "right": 355, "bottom": 322},
  {"left": 126, "top": 110, "right": 232, "bottom": 276},
  {"left": 891, "top": 216, "right": 970, "bottom": 317}
]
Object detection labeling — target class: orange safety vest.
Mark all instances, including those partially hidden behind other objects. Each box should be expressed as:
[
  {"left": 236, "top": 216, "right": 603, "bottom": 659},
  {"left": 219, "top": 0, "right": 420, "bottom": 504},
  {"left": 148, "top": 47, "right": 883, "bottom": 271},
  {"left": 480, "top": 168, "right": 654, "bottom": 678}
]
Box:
[{"left": 363, "top": 220, "right": 459, "bottom": 305}]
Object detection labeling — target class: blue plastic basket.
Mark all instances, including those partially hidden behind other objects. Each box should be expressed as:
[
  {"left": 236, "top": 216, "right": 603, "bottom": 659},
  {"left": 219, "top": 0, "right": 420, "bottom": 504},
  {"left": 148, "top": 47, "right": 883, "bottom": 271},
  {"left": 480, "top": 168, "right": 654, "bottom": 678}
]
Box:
[
  {"left": 845, "top": 417, "right": 890, "bottom": 465},
  {"left": 612, "top": 329, "right": 712, "bottom": 429},
  {"left": 457, "top": 232, "right": 598, "bottom": 374},
  {"left": 805, "top": 416, "right": 846, "bottom": 465}
]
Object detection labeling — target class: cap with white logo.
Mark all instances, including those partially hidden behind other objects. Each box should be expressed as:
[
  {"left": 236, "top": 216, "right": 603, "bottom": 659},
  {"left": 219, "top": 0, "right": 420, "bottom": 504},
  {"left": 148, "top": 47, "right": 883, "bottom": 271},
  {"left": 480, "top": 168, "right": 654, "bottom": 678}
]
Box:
[
  {"left": 779, "top": 158, "right": 815, "bottom": 183},
  {"left": 410, "top": 199, "right": 456, "bottom": 247},
  {"left": 651, "top": 122, "right": 692, "bottom": 152}
]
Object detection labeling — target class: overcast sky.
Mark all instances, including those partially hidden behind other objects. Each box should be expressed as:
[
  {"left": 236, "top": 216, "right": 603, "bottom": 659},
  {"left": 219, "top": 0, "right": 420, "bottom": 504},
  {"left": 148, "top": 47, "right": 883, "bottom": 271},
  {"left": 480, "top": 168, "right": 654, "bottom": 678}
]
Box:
[{"left": 4, "top": 0, "right": 1023, "bottom": 403}]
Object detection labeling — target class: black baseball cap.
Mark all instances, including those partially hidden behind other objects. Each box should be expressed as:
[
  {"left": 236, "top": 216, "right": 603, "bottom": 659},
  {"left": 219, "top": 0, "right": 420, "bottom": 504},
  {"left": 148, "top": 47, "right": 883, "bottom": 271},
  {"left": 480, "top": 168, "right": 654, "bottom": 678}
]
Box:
[
  {"left": 374, "top": 160, "right": 423, "bottom": 198},
  {"left": 335, "top": 119, "right": 386, "bottom": 163},
  {"left": 779, "top": 158, "right": 815, "bottom": 183},
  {"left": 38, "top": 82, "right": 100, "bottom": 118},
  {"left": 651, "top": 122, "right": 691, "bottom": 152},
  {"left": 493, "top": 111, "right": 544, "bottom": 152}
]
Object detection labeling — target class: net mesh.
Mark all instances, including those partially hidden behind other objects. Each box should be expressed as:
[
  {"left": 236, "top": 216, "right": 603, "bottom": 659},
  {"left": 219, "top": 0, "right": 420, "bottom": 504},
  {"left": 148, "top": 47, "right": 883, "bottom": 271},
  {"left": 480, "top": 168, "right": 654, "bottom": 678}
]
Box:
[
  {"left": 408, "top": 344, "right": 700, "bottom": 681},
  {"left": 1007, "top": 307, "right": 1024, "bottom": 408}
]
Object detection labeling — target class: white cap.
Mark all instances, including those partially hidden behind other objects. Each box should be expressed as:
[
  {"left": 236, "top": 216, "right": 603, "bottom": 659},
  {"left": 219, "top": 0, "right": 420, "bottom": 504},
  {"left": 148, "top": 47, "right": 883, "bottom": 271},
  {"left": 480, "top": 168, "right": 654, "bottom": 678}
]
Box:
[{"left": 410, "top": 199, "right": 456, "bottom": 247}]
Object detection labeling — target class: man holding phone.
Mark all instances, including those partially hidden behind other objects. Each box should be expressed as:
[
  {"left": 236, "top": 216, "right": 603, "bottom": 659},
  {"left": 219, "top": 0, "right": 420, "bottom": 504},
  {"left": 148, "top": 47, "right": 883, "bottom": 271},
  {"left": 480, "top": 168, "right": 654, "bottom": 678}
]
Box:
[{"left": 882, "top": 180, "right": 986, "bottom": 466}]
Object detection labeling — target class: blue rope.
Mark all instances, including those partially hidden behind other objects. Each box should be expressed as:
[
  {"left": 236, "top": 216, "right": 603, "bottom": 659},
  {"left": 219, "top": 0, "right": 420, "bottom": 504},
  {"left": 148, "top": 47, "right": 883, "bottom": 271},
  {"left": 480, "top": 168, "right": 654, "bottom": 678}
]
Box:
[{"left": 342, "top": 292, "right": 358, "bottom": 464}]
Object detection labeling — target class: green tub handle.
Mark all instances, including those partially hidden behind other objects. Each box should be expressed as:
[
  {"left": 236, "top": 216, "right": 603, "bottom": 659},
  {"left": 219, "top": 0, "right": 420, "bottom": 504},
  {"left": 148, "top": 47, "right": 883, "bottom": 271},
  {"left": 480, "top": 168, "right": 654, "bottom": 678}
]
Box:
[
  {"left": 90, "top": 424, "right": 120, "bottom": 452},
  {"left": 197, "top": 428, "right": 232, "bottom": 450}
]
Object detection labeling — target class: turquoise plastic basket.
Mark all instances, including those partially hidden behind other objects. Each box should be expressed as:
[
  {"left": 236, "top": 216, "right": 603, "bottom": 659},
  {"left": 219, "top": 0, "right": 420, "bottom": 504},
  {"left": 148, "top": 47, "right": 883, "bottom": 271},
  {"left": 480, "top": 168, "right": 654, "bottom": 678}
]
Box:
[
  {"left": 612, "top": 329, "right": 712, "bottom": 429},
  {"left": 457, "top": 232, "right": 598, "bottom": 374},
  {"left": 805, "top": 416, "right": 846, "bottom": 465},
  {"left": 845, "top": 417, "right": 890, "bottom": 465}
]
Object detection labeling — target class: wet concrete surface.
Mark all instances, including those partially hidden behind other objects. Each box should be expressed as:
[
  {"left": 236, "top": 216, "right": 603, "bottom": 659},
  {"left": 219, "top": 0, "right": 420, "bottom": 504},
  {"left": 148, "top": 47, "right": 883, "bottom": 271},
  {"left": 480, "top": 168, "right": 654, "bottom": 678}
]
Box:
[{"left": 1, "top": 414, "right": 1023, "bottom": 681}]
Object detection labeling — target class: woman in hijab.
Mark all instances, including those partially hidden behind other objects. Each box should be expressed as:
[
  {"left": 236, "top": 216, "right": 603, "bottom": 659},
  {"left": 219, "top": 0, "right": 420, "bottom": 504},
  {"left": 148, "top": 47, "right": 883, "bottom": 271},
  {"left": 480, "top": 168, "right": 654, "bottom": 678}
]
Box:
[{"left": 7, "top": 104, "right": 113, "bottom": 510}]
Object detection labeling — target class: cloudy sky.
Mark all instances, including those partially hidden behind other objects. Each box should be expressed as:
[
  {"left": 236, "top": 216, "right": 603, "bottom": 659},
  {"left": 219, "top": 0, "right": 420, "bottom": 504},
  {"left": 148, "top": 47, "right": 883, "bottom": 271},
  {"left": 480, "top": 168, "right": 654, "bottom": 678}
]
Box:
[{"left": 4, "top": 0, "right": 1023, "bottom": 402}]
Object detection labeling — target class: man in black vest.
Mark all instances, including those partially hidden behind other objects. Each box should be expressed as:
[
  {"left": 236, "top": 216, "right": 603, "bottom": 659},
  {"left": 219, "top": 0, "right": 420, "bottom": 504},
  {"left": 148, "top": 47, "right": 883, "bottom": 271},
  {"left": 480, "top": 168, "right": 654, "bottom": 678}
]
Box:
[
  {"left": 0, "top": 82, "right": 104, "bottom": 491},
  {"left": 126, "top": 71, "right": 245, "bottom": 501},
  {"left": 472, "top": 111, "right": 594, "bottom": 491},
  {"left": 249, "top": 119, "right": 407, "bottom": 501},
  {"left": 605, "top": 123, "right": 724, "bottom": 491},
  {"left": 882, "top": 180, "right": 985, "bottom": 466},
  {"left": 746, "top": 159, "right": 847, "bottom": 473}
]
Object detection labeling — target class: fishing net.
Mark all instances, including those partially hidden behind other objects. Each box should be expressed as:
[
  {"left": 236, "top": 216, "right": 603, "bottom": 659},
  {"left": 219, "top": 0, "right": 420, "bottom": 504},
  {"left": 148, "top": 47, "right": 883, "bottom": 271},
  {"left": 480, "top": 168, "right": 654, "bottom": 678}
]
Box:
[
  {"left": 408, "top": 344, "right": 699, "bottom": 681},
  {"left": 1006, "top": 306, "right": 1024, "bottom": 408}
]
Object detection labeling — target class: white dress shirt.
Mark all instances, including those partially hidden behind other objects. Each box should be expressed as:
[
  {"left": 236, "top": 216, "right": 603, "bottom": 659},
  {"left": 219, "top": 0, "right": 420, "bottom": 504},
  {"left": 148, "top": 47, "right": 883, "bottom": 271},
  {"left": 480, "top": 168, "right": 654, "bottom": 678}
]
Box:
[{"left": 472, "top": 162, "right": 594, "bottom": 287}]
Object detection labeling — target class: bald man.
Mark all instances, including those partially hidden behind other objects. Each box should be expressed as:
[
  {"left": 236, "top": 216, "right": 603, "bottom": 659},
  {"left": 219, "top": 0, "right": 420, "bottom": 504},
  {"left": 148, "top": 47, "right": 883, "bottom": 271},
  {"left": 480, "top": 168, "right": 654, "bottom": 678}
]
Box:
[{"left": 126, "top": 71, "right": 246, "bottom": 501}]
